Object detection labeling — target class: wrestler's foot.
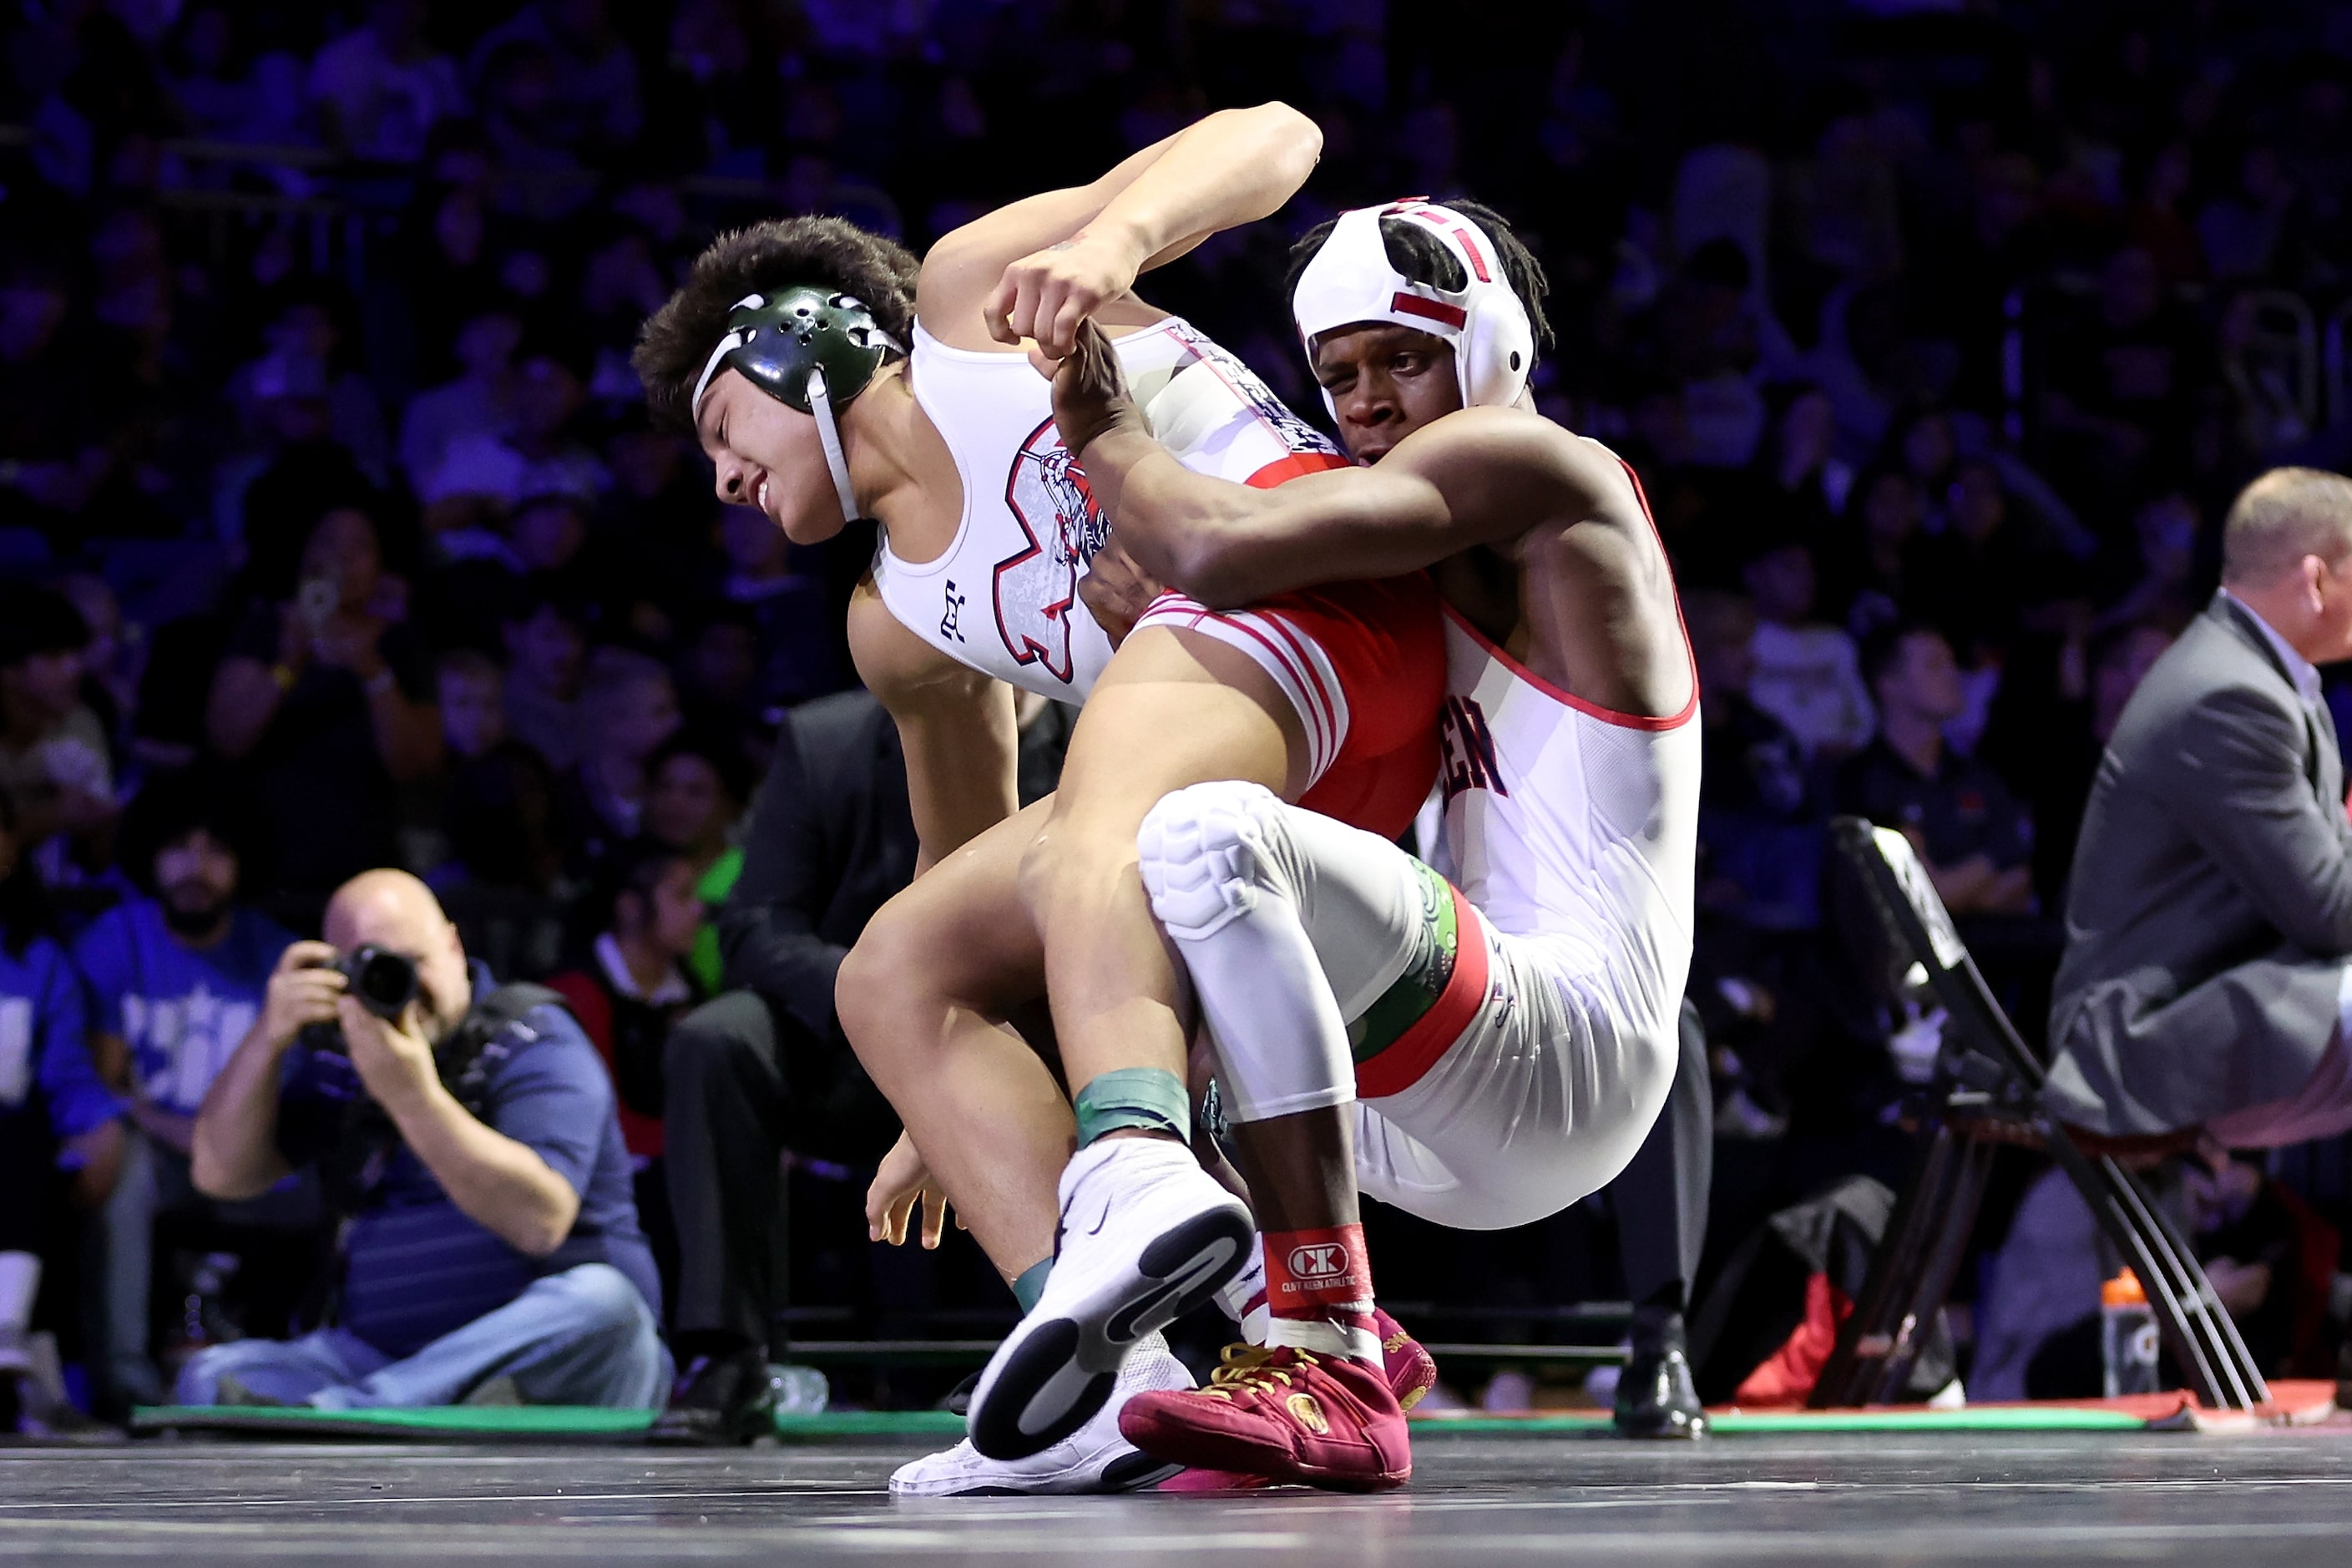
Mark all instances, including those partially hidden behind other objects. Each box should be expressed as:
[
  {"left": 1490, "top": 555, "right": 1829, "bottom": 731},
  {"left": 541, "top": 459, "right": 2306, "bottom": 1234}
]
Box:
[
  {"left": 1373, "top": 1308, "right": 1439, "bottom": 1413},
  {"left": 891, "top": 1333, "right": 1190, "bottom": 1496},
  {"left": 968, "top": 1138, "right": 1253, "bottom": 1460},
  {"left": 1120, "top": 1344, "right": 1411, "bottom": 1492},
  {"left": 1613, "top": 1306, "right": 1707, "bottom": 1439}
]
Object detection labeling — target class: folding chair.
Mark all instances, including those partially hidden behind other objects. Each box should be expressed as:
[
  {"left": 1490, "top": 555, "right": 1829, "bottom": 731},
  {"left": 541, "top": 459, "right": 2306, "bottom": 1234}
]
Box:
[{"left": 1808, "top": 817, "right": 2269, "bottom": 1411}]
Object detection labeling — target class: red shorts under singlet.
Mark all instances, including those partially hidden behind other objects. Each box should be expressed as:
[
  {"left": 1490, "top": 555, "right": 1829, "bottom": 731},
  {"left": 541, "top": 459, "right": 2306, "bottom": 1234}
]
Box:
[{"left": 1134, "top": 573, "right": 1444, "bottom": 841}]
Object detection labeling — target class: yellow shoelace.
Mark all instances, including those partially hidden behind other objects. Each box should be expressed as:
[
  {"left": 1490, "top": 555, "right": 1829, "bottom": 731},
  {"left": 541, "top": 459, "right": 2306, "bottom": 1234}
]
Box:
[{"left": 1205, "top": 1343, "right": 1320, "bottom": 1399}]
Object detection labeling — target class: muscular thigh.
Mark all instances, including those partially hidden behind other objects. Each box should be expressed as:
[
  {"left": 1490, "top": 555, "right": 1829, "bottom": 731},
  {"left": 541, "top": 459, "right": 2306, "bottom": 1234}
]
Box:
[
  {"left": 857, "top": 798, "right": 1055, "bottom": 1015},
  {"left": 1044, "top": 626, "right": 1305, "bottom": 845}
]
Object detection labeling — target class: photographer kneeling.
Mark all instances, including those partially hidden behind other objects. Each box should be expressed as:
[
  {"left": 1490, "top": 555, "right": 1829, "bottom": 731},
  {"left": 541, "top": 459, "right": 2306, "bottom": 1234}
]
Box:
[{"left": 180, "top": 871, "right": 668, "bottom": 1409}]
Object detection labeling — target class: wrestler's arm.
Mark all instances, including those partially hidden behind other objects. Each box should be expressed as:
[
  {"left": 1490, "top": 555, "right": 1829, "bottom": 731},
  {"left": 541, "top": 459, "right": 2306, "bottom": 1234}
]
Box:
[
  {"left": 917, "top": 103, "right": 1321, "bottom": 354},
  {"left": 846, "top": 580, "right": 1019, "bottom": 875}
]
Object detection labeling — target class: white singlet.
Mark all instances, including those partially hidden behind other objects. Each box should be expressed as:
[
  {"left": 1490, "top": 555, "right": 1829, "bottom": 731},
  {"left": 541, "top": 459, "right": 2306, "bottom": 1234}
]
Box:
[
  {"left": 1138, "top": 480, "right": 1701, "bottom": 1232},
  {"left": 875, "top": 320, "right": 1344, "bottom": 703}
]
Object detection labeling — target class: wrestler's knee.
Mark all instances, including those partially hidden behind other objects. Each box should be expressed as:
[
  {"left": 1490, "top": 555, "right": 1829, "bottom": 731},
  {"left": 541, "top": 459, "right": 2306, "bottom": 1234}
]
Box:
[
  {"left": 834, "top": 895, "right": 933, "bottom": 1072},
  {"left": 1134, "top": 780, "right": 1290, "bottom": 941}
]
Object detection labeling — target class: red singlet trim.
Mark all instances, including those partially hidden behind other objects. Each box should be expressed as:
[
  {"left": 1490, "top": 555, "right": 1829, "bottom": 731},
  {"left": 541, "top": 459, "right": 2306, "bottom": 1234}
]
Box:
[{"left": 1356, "top": 882, "right": 1489, "bottom": 1100}]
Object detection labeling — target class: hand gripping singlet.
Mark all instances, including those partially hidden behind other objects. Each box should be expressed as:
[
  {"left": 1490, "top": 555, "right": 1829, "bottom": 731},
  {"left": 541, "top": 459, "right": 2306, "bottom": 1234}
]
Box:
[{"left": 875, "top": 319, "right": 1347, "bottom": 702}]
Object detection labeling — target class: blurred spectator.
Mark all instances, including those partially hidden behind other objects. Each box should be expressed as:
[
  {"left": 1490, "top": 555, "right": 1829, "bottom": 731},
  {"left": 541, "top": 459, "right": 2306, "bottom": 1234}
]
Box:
[
  {"left": 180, "top": 871, "right": 665, "bottom": 1409},
  {"left": 656, "top": 689, "right": 913, "bottom": 1442},
  {"left": 554, "top": 648, "right": 680, "bottom": 875},
  {"left": 436, "top": 650, "right": 508, "bottom": 763},
  {"left": 73, "top": 775, "right": 301, "bottom": 1410},
  {"left": 1742, "top": 535, "right": 1874, "bottom": 759},
  {"left": 0, "top": 586, "right": 114, "bottom": 880},
  {"left": 1838, "top": 621, "right": 2035, "bottom": 918},
  {"left": 470, "top": 0, "right": 643, "bottom": 156},
  {"left": 642, "top": 729, "right": 751, "bottom": 867},
  {"left": 309, "top": 1, "right": 463, "bottom": 164},
  {"left": 2041, "top": 245, "right": 2210, "bottom": 502},
  {"left": 2094, "top": 489, "right": 2205, "bottom": 635},
  {"left": 0, "top": 789, "right": 109, "bottom": 1435},
  {"left": 439, "top": 741, "right": 564, "bottom": 897},
  {"left": 716, "top": 505, "right": 841, "bottom": 711},
  {"left": 421, "top": 346, "right": 609, "bottom": 513},
  {"left": 1821, "top": 465, "right": 1932, "bottom": 639},
  {"left": 2013, "top": 620, "right": 2175, "bottom": 910},
  {"left": 1760, "top": 386, "right": 1854, "bottom": 538},
  {"left": 397, "top": 303, "right": 524, "bottom": 494},
  {"left": 500, "top": 582, "right": 587, "bottom": 771},
  {"left": 549, "top": 837, "right": 712, "bottom": 1308},
  {"left": 206, "top": 505, "right": 443, "bottom": 895},
  {"left": 1689, "top": 591, "right": 1825, "bottom": 933}
]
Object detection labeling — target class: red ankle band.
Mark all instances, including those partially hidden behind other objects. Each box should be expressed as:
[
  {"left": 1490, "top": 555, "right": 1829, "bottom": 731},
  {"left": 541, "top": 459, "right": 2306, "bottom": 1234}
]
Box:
[{"left": 1263, "top": 1224, "right": 1373, "bottom": 1316}]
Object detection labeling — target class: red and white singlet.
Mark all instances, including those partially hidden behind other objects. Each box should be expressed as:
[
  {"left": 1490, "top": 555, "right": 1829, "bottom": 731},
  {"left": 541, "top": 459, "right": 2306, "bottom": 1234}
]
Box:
[{"left": 875, "top": 319, "right": 1345, "bottom": 703}]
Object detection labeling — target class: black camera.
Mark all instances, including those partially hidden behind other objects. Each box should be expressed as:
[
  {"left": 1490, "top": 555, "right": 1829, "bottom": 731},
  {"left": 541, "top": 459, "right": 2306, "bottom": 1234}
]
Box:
[
  {"left": 301, "top": 944, "right": 421, "bottom": 1054},
  {"left": 337, "top": 943, "right": 421, "bottom": 1019}
]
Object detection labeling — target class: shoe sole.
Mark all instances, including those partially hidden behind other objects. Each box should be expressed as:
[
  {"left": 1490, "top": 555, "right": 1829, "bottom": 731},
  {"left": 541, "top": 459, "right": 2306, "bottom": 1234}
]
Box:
[
  {"left": 1612, "top": 1409, "right": 1710, "bottom": 1439},
  {"left": 970, "top": 1205, "right": 1253, "bottom": 1461},
  {"left": 1121, "top": 1418, "right": 1410, "bottom": 1494},
  {"left": 892, "top": 1449, "right": 1183, "bottom": 1498}
]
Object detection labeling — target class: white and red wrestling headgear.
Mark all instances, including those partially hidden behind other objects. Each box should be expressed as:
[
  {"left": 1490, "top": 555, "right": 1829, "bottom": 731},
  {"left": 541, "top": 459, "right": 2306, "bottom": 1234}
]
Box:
[{"left": 1291, "top": 200, "right": 1536, "bottom": 418}]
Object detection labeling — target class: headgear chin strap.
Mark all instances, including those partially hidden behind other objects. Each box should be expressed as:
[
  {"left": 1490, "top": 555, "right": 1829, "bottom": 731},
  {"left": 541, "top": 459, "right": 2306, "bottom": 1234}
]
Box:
[
  {"left": 1291, "top": 200, "right": 1536, "bottom": 419},
  {"left": 690, "top": 286, "right": 904, "bottom": 524}
]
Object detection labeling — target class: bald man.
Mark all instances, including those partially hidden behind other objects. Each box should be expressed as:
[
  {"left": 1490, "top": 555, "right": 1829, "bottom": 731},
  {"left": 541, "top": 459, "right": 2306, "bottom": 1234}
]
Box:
[
  {"left": 180, "top": 871, "right": 668, "bottom": 1409},
  {"left": 2051, "top": 467, "right": 2352, "bottom": 1148}
]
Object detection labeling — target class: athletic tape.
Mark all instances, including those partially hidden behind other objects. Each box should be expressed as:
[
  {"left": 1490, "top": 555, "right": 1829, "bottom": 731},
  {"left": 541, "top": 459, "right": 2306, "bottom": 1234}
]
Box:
[{"left": 1071, "top": 1066, "right": 1191, "bottom": 1147}]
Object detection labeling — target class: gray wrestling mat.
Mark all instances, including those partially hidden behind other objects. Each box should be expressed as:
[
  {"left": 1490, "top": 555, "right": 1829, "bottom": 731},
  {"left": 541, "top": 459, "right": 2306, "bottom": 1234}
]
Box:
[{"left": 7, "top": 1429, "right": 2352, "bottom": 1564}]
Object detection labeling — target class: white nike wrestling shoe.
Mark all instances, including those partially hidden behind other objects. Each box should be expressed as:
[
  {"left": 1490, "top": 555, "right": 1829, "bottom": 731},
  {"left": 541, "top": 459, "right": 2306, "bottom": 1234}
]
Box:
[
  {"left": 967, "top": 1138, "right": 1253, "bottom": 1461},
  {"left": 891, "top": 1333, "right": 1192, "bottom": 1496}
]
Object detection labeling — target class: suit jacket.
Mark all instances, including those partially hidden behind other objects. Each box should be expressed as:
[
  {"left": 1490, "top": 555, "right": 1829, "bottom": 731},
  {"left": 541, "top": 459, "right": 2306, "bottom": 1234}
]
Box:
[
  {"left": 716, "top": 690, "right": 918, "bottom": 1050},
  {"left": 2045, "top": 591, "right": 2352, "bottom": 1135}
]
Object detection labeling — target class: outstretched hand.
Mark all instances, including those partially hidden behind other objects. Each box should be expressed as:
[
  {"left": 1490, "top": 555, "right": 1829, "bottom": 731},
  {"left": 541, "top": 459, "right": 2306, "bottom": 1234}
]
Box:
[
  {"left": 867, "top": 1130, "right": 961, "bottom": 1249},
  {"left": 1045, "top": 318, "right": 1145, "bottom": 462}
]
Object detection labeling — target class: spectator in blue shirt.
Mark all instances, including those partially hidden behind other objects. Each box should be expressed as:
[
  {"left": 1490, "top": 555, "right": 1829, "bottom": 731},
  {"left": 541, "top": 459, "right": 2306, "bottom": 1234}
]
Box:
[
  {"left": 0, "top": 788, "right": 113, "bottom": 1434},
  {"left": 178, "top": 869, "right": 665, "bottom": 1410},
  {"left": 72, "top": 776, "right": 309, "bottom": 1409}
]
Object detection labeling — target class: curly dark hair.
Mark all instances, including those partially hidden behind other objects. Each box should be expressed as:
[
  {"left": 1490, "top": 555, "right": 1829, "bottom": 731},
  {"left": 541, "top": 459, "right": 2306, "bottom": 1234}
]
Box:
[
  {"left": 1284, "top": 198, "right": 1554, "bottom": 368},
  {"left": 633, "top": 216, "right": 919, "bottom": 432}
]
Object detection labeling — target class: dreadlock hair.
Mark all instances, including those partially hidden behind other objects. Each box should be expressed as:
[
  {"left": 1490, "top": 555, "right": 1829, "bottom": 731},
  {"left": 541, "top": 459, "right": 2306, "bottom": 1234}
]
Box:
[
  {"left": 633, "top": 216, "right": 919, "bottom": 432},
  {"left": 1283, "top": 198, "right": 1554, "bottom": 369}
]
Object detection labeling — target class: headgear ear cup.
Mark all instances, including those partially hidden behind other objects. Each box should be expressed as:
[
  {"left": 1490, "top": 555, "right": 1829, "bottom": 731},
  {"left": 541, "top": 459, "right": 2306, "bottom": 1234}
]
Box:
[{"left": 1291, "top": 201, "right": 1538, "bottom": 414}]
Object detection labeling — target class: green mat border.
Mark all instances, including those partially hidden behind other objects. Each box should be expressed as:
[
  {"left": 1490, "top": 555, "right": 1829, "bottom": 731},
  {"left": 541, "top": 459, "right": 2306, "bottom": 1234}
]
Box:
[
  {"left": 130, "top": 1405, "right": 969, "bottom": 1441},
  {"left": 133, "top": 1403, "right": 2159, "bottom": 1441},
  {"left": 1413, "top": 1406, "right": 2152, "bottom": 1434}
]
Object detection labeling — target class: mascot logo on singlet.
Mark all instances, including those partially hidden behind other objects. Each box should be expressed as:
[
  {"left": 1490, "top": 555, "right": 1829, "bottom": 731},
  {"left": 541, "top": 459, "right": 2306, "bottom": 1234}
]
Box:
[{"left": 994, "top": 417, "right": 1109, "bottom": 685}]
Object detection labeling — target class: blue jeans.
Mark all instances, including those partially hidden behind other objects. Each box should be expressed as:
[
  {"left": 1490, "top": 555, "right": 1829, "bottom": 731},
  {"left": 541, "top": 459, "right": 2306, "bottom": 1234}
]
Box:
[{"left": 173, "top": 1262, "right": 670, "bottom": 1409}]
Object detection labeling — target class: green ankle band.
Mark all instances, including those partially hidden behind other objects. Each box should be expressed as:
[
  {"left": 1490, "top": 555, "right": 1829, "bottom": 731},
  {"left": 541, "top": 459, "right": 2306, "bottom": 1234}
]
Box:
[
  {"left": 1011, "top": 1258, "right": 1054, "bottom": 1314},
  {"left": 1072, "top": 1067, "right": 1191, "bottom": 1147}
]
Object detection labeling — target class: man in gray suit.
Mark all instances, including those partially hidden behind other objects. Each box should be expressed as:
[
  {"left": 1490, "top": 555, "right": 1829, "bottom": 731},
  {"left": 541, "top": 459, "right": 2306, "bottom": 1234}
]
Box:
[{"left": 2049, "top": 467, "right": 2352, "bottom": 1146}]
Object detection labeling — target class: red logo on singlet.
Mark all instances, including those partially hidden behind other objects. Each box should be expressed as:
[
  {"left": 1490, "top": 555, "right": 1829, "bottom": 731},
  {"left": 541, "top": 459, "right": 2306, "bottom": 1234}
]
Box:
[
  {"left": 1439, "top": 695, "right": 1510, "bottom": 805},
  {"left": 993, "top": 417, "right": 1107, "bottom": 685}
]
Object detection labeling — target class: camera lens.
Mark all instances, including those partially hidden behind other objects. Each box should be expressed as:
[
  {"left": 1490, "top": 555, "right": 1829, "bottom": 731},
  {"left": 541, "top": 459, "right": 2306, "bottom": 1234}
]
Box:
[{"left": 343, "top": 943, "right": 420, "bottom": 1019}]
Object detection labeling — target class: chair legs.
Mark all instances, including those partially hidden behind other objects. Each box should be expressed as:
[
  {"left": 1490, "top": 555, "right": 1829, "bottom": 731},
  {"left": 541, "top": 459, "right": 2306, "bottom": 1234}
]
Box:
[
  {"left": 2040, "top": 1130, "right": 2269, "bottom": 1410},
  {"left": 1810, "top": 1120, "right": 1996, "bottom": 1409}
]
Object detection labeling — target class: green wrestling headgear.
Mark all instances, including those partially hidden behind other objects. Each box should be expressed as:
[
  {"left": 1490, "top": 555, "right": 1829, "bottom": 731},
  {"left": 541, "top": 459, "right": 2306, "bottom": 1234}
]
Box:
[{"left": 690, "top": 286, "right": 905, "bottom": 524}]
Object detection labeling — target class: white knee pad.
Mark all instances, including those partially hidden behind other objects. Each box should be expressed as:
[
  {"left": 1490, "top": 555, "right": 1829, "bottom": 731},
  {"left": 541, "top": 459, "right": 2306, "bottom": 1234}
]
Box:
[{"left": 1136, "top": 780, "right": 1293, "bottom": 943}]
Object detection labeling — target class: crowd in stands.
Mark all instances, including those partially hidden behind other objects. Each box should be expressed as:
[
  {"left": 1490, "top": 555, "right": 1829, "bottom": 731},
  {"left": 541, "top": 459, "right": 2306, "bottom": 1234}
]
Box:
[{"left": 7, "top": 0, "right": 2352, "bottom": 1424}]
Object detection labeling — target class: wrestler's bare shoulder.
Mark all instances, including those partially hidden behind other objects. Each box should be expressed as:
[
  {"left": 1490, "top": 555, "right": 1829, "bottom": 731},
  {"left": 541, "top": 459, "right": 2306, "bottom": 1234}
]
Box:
[{"left": 1383, "top": 407, "right": 1642, "bottom": 537}]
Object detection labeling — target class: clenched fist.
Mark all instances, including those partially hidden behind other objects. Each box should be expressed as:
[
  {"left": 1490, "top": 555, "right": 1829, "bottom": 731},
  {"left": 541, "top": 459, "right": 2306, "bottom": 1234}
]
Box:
[{"left": 984, "top": 231, "right": 1139, "bottom": 360}]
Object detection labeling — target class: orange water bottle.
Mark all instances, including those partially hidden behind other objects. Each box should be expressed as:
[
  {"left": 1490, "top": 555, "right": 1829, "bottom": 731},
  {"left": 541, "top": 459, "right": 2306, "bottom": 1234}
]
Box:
[{"left": 2100, "top": 1267, "right": 2160, "bottom": 1397}]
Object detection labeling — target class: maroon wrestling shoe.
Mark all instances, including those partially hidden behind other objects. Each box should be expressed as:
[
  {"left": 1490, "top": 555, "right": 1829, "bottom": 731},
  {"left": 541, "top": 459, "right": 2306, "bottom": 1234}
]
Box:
[
  {"left": 1120, "top": 1344, "right": 1412, "bottom": 1492},
  {"left": 1373, "top": 1308, "right": 1438, "bottom": 1413}
]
